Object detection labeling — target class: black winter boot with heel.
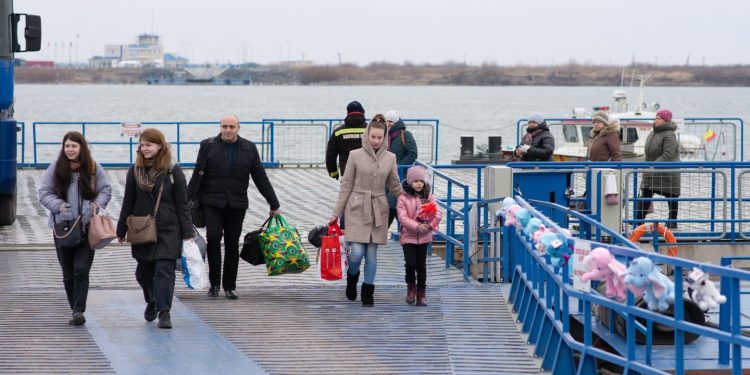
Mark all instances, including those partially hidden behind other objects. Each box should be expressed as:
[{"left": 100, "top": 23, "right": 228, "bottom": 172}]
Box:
[
  {"left": 346, "top": 271, "right": 360, "bottom": 301},
  {"left": 361, "top": 283, "right": 375, "bottom": 307}
]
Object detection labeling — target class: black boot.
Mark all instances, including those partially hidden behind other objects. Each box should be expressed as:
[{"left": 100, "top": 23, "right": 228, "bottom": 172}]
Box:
[
  {"left": 157, "top": 311, "right": 172, "bottom": 329},
  {"left": 361, "top": 283, "right": 375, "bottom": 307},
  {"left": 346, "top": 271, "right": 359, "bottom": 301}
]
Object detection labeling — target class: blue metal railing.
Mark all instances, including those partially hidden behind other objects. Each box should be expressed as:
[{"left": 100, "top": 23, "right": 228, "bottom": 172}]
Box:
[
  {"left": 263, "top": 118, "right": 440, "bottom": 164},
  {"left": 16, "top": 121, "right": 25, "bottom": 166},
  {"left": 30, "top": 121, "right": 275, "bottom": 167},
  {"left": 411, "top": 160, "right": 471, "bottom": 280},
  {"left": 503, "top": 196, "right": 750, "bottom": 374},
  {"left": 515, "top": 117, "right": 745, "bottom": 161}
]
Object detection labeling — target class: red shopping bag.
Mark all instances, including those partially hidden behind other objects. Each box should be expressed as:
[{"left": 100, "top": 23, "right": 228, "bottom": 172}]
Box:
[{"left": 318, "top": 222, "right": 346, "bottom": 281}]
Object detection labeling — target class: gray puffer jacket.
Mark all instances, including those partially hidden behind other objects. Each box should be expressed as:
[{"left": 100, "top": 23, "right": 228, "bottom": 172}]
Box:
[{"left": 38, "top": 161, "right": 112, "bottom": 230}]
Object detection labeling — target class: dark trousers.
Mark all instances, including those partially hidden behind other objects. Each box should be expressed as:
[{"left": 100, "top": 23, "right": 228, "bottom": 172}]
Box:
[
  {"left": 636, "top": 188, "right": 679, "bottom": 222},
  {"left": 135, "top": 259, "right": 176, "bottom": 312},
  {"left": 56, "top": 241, "right": 95, "bottom": 313},
  {"left": 204, "top": 205, "right": 246, "bottom": 291},
  {"left": 388, "top": 209, "right": 398, "bottom": 229},
  {"left": 403, "top": 243, "right": 428, "bottom": 289}
]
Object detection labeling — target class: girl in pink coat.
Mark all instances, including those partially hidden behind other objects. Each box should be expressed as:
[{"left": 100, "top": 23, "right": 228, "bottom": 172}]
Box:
[{"left": 396, "top": 165, "right": 442, "bottom": 306}]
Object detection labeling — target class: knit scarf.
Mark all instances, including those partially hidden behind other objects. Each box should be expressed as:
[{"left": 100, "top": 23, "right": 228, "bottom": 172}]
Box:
[
  {"left": 523, "top": 129, "right": 543, "bottom": 145},
  {"left": 135, "top": 159, "right": 166, "bottom": 192},
  {"left": 69, "top": 160, "right": 81, "bottom": 171}
]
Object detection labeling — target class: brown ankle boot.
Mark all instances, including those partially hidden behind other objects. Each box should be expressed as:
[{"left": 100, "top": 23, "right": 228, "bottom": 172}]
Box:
[
  {"left": 416, "top": 288, "right": 427, "bottom": 306},
  {"left": 406, "top": 283, "right": 417, "bottom": 305}
]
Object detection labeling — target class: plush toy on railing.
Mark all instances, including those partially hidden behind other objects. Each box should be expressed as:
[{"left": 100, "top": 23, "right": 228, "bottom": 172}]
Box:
[
  {"left": 533, "top": 225, "right": 547, "bottom": 252},
  {"left": 523, "top": 217, "right": 543, "bottom": 238},
  {"left": 514, "top": 208, "right": 531, "bottom": 229},
  {"left": 540, "top": 232, "right": 571, "bottom": 267},
  {"left": 504, "top": 205, "right": 521, "bottom": 227},
  {"left": 623, "top": 257, "right": 676, "bottom": 311},
  {"left": 685, "top": 267, "right": 727, "bottom": 311},
  {"left": 580, "top": 247, "right": 628, "bottom": 301}
]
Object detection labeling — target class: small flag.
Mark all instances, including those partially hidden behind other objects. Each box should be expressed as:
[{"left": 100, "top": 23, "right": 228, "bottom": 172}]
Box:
[{"left": 704, "top": 128, "right": 717, "bottom": 142}]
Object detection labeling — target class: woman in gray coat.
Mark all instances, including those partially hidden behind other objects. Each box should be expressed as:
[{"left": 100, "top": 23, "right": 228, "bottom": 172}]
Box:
[
  {"left": 117, "top": 128, "right": 194, "bottom": 329},
  {"left": 636, "top": 109, "right": 681, "bottom": 228},
  {"left": 330, "top": 114, "right": 402, "bottom": 306},
  {"left": 38, "top": 131, "right": 112, "bottom": 326}
]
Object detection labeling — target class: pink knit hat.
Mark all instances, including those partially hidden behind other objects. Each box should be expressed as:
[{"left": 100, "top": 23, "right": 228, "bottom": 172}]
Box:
[
  {"left": 656, "top": 109, "right": 673, "bottom": 122},
  {"left": 406, "top": 165, "right": 428, "bottom": 184}
]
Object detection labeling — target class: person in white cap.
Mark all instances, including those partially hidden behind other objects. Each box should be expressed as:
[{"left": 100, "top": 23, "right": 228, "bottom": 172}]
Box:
[
  {"left": 515, "top": 112, "right": 555, "bottom": 161},
  {"left": 384, "top": 110, "right": 418, "bottom": 228}
]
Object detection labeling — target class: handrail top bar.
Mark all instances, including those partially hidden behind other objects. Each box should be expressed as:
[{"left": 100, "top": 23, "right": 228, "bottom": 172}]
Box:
[
  {"left": 506, "top": 161, "right": 750, "bottom": 168},
  {"left": 32, "top": 121, "right": 271, "bottom": 125},
  {"left": 414, "top": 160, "right": 469, "bottom": 189},
  {"left": 523, "top": 199, "right": 750, "bottom": 280},
  {"left": 262, "top": 117, "right": 439, "bottom": 122},
  {"left": 526, "top": 199, "right": 641, "bottom": 250},
  {"left": 516, "top": 116, "right": 744, "bottom": 122},
  {"left": 515, "top": 196, "right": 569, "bottom": 237}
]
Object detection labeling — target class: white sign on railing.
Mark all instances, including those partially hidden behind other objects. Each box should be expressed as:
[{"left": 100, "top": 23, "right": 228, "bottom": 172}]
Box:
[
  {"left": 572, "top": 239, "right": 592, "bottom": 292},
  {"left": 121, "top": 122, "right": 141, "bottom": 138}
]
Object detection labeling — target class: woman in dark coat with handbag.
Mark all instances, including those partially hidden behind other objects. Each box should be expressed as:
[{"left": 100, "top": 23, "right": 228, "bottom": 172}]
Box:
[
  {"left": 515, "top": 112, "right": 555, "bottom": 161},
  {"left": 38, "top": 131, "right": 112, "bottom": 326},
  {"left": 117, "top": 128, "right": 194, "bottom": 329}
]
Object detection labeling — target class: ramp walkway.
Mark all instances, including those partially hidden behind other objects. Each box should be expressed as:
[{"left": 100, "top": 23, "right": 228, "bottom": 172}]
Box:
[{"left": 0, "top": 168, "right": 537, "bottom": 374}]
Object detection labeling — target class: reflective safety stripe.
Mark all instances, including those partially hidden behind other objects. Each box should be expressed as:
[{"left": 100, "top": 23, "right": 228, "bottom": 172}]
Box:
[{"left": 334, "top": 128, "right": 366, "bottom": 137}]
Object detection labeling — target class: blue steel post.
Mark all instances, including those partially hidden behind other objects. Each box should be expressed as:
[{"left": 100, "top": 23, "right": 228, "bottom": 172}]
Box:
[
  {"left": 176, "top": 122, "right": 181, "bottom": 163},
  {"left": 269, "top": 121, "right": 275, "bottom": 163},
  {"left": 463, "top": 186, "right": 470, "bottom": 280},
  {"left": 710, "top": 170, "right": 717, "bottom": 233},
  {"left": 20, "top": 122, "right": 24, "bottom": 165},
  {"left": 129, "top": 137, "right": 133, "bottom": 164},
  {"left": 730, "top": 166, "right": 736, "bottom": 241},
  {"left": 82, "top": 122, "right": 86, "bottom": 137},
  {"left": 719, "top": 257, "right": 731, "bottom": 364},
  {"left": 731, "top": 277, "right": 741, "bottom": 374},
  {"left": 32, "top": 122, "right": 37, "bottom": 165},
  {"left": 434, "top": 120, "right": 439, "bottom": 163},
  {"left": 446, "top": 181, "right": 453, "bottom": 268},
  {"left": 674, "top": 265, "right": 684, "bottom": 374}
]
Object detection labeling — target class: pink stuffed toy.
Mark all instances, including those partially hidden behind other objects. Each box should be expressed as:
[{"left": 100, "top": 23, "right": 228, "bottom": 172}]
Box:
[
  {"left": 533, "top": 224, "right": 547, "bottom": 253},
  {"left": 685, "top": 267, "right": 726, "bottom": 311},
  {"left": 581, "top": 247, "right": 629, "bottom": 301},
  {"left": 504, "top": 205, "right": 521, "bottom": 227}
]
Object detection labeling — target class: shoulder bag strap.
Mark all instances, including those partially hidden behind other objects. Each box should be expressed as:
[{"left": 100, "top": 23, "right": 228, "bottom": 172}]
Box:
[{"left": 153, "top": 180, "right": 165, "bottom": 216}]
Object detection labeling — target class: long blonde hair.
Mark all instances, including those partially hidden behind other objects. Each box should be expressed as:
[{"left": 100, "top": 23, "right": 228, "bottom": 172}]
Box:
[{"left": 135, "top": 128, "right": 173, "bottom": 170}]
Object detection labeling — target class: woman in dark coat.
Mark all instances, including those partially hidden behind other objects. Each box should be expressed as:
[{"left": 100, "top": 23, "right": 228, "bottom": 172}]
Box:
[
  {"left": 636, "top": 109, "right": 681, "bottom": 228},
  {"left": 385, "top": 110, "right": 418, "bottom": 228},
  {"left": 587, "top": 111, "right": 623, "bottom": 161},
  {"left": 117, "top": 128, "right": 194, "bottom": 329},
  {"left": 516, "top": 112, "right": 555, "bottom": 161}
]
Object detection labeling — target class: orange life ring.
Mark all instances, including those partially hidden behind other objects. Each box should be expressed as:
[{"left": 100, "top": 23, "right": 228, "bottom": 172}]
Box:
[{"left": 627, "top": 223, "right": 678, "bottom": 257}]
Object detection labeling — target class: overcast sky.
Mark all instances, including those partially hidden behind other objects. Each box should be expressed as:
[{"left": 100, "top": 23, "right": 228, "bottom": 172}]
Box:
[{"left": 15, "top": 0, "right": 750, "bottom": 66}]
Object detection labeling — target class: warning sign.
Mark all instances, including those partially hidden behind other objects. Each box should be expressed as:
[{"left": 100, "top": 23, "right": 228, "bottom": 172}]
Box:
[
  {"left": 572, "top": 240, "right": 592, "bottom": 292},
  {"left": 121, "top": 122, "right": 141, "bottom": 138}
]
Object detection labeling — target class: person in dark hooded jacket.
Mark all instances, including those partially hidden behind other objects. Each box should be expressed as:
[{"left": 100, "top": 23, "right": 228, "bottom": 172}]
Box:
[
  {"left": 385, "top": 110, "right": 418, "bottom": 227},
  {"left": 325, "top": 101, "right": 368, "bottom": 179},
  {"left": 117, "top": 128, "right": 194, "bottom": 329},
  {"left": 516, "top": 112, "right": 555, "bottom": 161}
]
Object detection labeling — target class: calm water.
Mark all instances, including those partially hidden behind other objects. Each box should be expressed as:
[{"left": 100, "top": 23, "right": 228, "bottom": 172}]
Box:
[{"left": 13, "top": 84, "right": 750, "bottom": 163}]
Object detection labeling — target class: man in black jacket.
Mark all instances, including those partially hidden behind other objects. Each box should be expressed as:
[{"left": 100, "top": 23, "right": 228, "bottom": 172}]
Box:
[
  {"left": 325, "top": 101, "right": 367, "bottom": 179},
  {"left": 188, "top": 114, "right": 280, "bottom": 299}
]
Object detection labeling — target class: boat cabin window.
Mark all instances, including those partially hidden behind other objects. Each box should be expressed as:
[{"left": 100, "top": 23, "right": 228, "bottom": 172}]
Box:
[
  {"left": 620, "top": 127, "right": 639, "bottom": 144},
  {"left": 581, "top": 125, "right": 594, "bottom": 146},
  {"left": 562, "top": 125, "right": 578, "bottom": 143}
]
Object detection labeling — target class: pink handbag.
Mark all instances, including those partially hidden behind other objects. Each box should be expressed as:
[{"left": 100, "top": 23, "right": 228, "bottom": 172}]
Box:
[{"left": 88, "top": 203, "right": 117, "bottom": 250}]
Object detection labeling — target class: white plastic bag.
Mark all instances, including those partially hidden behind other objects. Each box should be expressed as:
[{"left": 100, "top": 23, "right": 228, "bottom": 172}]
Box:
[{"left": 181, "top": 240, "right": 208, "bottom": 290}]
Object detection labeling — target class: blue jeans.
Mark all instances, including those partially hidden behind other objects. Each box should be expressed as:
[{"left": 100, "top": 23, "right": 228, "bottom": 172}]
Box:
[{"left": 348, "top": 242, "right": 378, "bottom": 284}]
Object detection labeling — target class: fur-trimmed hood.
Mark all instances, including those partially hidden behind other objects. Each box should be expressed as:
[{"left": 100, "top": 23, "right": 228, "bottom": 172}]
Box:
[{"left": 590, "top": 120, "right": 620, "bottom": 138}]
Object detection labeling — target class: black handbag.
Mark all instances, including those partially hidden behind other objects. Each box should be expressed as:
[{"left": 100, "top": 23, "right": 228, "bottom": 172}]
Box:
[
  {"left": 240, "top": 217, "right": 271, "bottom": 266},
  {"left": 53, "top": 187, "right": 84, "bottom": 251}
]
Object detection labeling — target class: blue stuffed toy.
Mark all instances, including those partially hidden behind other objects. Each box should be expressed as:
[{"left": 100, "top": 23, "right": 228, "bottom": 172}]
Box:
[
  {"left": 540, "top": 232, "right": 570, "bottom": 267},
  {"left": 523, "top": 217, "right": 543, "bottom": 238},
  {"left": 623, "top": 257, "right": 675, "bottom": 311},
  {"left": 514, "top": 208, "right": 531, "bottom": 229}
]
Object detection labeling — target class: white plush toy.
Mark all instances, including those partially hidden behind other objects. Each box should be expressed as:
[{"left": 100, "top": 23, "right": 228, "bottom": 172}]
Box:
[{"left": 685, "top": 267, "right": 727, "bottom": 311}]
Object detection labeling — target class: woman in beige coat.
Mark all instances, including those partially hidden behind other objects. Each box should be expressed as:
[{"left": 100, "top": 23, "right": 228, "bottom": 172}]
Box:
[{"left": 330, "top": 114, "right": 402, "bottom": 306}]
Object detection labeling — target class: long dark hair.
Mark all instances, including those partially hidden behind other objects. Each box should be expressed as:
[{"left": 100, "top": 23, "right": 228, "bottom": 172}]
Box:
[{"left": 54, "top": 131, "right": 97, "bottom": 201}]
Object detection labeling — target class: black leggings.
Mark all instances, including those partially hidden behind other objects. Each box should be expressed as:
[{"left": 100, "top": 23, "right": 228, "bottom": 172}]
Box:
[
  {"left": 636, "top": 188, "right": 679, "bottom": 222},
  {"left": 402, "top": 243, "right": 428, "bottom": 289}
]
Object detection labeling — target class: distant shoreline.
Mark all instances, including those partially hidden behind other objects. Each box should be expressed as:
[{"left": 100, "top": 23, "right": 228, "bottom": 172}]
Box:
[{"left": 14, "top": 63, "right": 750, "bottom": 86}]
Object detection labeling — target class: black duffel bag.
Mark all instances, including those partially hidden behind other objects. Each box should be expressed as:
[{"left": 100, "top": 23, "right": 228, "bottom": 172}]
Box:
[{"left": 240, "top": 217, "right": 271, "bottom": 266}]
